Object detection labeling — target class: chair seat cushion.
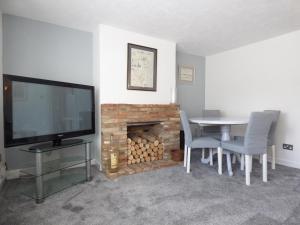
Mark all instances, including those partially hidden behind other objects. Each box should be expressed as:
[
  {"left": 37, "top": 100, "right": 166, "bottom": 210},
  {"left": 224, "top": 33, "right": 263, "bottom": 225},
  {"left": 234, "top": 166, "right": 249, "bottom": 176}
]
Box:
[
  {"left": 191, "top": 137, "right": 220, "bottom": 148},
  {"left": 222, "top": 139, "right": 245, "bottom": 153}
]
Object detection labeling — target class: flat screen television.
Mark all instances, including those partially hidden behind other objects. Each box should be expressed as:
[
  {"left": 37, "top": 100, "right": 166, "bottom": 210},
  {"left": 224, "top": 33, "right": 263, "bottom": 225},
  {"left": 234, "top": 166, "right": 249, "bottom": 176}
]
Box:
[{"left": 3, "top": 74, "right": 95, "bottom": 148}]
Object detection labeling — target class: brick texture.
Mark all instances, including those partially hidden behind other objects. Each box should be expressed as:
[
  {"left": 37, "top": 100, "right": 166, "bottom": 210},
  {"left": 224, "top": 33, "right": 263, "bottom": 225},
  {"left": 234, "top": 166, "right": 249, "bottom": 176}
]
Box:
[{"left": 101, "top": 104, "right": 180, "bottom": 178}]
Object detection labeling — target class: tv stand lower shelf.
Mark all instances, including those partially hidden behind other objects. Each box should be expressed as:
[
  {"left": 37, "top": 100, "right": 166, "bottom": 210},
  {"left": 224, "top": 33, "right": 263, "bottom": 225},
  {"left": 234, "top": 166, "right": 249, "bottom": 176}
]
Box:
[{"left": 19, "top": 139, "right": 92, "bottom": 204}]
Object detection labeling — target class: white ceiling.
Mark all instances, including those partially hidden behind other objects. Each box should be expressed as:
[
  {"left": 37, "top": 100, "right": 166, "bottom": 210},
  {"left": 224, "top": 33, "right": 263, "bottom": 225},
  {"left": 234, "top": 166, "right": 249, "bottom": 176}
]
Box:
[{"left": 1, "top": 0, "right": 300, "bottom": 56}]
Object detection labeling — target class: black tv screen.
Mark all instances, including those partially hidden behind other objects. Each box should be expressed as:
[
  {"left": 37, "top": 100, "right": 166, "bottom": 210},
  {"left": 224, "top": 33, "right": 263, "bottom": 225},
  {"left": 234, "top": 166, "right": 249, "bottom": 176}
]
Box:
[{"left": 3, "top": 74, "right": 95, "bottom": 147}]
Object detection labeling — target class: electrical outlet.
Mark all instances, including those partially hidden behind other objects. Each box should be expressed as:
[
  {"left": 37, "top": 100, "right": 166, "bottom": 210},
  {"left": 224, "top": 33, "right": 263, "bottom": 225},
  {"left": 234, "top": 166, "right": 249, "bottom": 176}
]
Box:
[{"left": 283, "top": 144, "right": 293, "bottom": 151}]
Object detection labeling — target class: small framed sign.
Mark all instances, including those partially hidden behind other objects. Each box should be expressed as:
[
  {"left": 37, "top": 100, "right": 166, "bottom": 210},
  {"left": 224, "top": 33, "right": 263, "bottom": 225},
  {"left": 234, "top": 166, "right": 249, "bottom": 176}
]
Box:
[
  {"left": 127, "top": 43, "right": 157, "bottom": 91},
  {"left": 179, "top": 65, "right": 195, "bottom": 82}
]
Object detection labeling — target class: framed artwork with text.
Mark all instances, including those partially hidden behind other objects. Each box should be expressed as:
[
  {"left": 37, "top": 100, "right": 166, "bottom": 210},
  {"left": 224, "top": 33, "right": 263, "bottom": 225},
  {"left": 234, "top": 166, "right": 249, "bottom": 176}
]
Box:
[
  {"left": 179, "top": 65, "right": 195, "bottom": 83},
  {"left": 127, "top": 43, "right": 157, "bottom": 91}
]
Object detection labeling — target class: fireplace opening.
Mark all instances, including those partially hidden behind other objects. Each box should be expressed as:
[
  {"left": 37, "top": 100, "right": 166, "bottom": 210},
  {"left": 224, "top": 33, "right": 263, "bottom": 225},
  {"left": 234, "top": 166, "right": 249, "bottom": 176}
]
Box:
[{"left": 127, "top": 121, "right": 164, "bottom": 165}]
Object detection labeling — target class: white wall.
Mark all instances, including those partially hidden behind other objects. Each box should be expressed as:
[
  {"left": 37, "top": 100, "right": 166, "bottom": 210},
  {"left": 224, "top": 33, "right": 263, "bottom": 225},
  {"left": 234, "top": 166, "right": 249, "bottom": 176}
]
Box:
[
  {"left": 99, "top": 25, "right": 176, "bottom": 104},
  {"left": 206, "top": 30, "right": 300, "bottom": 168}
]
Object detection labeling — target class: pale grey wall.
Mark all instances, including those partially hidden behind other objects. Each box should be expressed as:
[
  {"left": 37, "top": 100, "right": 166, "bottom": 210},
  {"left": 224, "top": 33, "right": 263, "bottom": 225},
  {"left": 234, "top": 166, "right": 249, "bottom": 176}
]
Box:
[
  {"left": 3, "top": 14, "right": 92, "bottom": 82},
  {"left": 176, "top": 52, "right": 205, "bottom": 117},
  {"left": 2, "top": 14, "right": 93, "bottom": 171}
]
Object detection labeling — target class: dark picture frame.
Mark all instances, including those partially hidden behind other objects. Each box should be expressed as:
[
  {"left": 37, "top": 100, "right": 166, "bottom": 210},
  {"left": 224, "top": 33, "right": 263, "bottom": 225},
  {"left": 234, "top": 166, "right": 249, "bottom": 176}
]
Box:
[{"left": 127, "top": 43, "right": 157, "bottom": 91}]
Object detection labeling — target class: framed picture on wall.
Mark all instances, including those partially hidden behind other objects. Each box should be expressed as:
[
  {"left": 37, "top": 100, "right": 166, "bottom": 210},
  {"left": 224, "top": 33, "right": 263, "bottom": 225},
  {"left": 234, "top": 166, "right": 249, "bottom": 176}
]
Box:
[
  {"left": 127, "top": 43, "right": 157, "bottom": 91},
  {"left": 179, "top": 65, "right": 195, "bottom": 82}
]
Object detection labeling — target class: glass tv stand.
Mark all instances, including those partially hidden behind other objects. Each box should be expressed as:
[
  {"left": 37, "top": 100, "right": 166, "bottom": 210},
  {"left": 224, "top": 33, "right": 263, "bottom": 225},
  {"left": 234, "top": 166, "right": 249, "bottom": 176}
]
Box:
[{"left": 19, "top": 139, "right": 92, "bottom": 203}]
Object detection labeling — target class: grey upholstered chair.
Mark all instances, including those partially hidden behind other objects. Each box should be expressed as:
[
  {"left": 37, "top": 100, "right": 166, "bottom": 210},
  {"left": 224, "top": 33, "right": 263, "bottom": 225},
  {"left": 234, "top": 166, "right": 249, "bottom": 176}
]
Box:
[
  {"left": 180, "top": 110, "right": 221, "bottom": 173},
  {"left": 234, "top": 110, "right": 280, "bottom": 170},
  {"left": 263, "top": 110, "right": 280, "bottom": 170},
  {"left": 201, "top": 109, "right": 222, "bottom": 162},
  {"left": 221, "top": 112, "right": 273, "bottom": 185}
]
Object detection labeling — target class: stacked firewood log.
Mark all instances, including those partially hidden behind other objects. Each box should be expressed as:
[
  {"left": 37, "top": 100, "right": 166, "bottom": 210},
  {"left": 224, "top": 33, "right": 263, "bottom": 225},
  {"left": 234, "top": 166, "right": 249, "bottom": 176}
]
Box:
[{"left": 127, "top": 133, "right": 163, "bottom": 165}]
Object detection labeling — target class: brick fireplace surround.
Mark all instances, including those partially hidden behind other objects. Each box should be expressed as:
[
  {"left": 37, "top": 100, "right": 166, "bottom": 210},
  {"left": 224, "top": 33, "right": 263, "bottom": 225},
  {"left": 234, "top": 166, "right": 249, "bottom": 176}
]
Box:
[{"left": 101, "top": 104, "right": 180, "bottom": 178}]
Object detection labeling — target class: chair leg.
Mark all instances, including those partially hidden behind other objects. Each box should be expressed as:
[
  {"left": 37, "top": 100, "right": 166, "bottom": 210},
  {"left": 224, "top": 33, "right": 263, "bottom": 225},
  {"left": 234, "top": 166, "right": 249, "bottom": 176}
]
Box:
[
  {"left": 240, "top": 154, "right": 245, "bottom": 171},
  {"left": 226, "top": 152, "right": 233, "bottom": 176},
  {"left": 236, "top": 154, "right": 241, "bottom": 163},
  {"left": 209, "top": 148, "right": 213, "bottom": 166},
  {"left": 259, "top": 154, "right": 262, "bottom": 164},
  {"left": 217, "top": 147, "right": 223, "bottom": 175},
  {"left": 187, "top": 147, "right": 191, "bottom": 173},
  {"left": 272, "top": 145, "right": 276, "bottom": 170},
  {"left": 232, "top": 154, "right": 236, "bottom": 164},
  {"left": 184, "top": 145, "right": 187, "bottom": 167},
  {"left": 249, "top": 155, "right": 253, "bottom": 173},
  {"left": 202, "top": 148, "right": 205, "bottom": 161},
  {"left": 245, "top": 154, "right": 251, "bottom": 185},
  {"left": 263, "top": 153, "right": 268, "bottom": 182}
]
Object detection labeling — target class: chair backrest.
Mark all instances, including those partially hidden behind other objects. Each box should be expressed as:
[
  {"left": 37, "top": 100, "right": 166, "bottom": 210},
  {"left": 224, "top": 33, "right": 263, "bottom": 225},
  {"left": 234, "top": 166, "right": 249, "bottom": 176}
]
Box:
[
  {"left": 203, "top": 109, "right": 221, "bottom": 118},
  {"left": 264, "top": 110, "right": 280, "bottom": 146},
  {"left": 180, "top": 110, "right": 192, "bottom": 146},
  {"left": 244, "top": 112, "right": 273, "bottom": 154}
]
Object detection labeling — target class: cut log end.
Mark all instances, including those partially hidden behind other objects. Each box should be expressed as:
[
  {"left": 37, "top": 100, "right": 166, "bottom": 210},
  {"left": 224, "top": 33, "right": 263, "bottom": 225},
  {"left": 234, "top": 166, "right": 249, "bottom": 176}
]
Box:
[{"left": 127, "top": 133, "right": 164, "bottom": 165}]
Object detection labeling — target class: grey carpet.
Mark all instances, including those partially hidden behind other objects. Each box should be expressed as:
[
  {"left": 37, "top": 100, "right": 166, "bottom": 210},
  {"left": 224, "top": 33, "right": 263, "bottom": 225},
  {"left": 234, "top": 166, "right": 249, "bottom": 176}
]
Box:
[{"left": 1, "top": 151, "right": 300, "bottom": 225}]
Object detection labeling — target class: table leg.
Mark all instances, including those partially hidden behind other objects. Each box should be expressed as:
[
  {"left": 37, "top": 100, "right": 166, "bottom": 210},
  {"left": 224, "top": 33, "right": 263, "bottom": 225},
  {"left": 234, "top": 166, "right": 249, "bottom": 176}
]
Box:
[
  {"left": 201, "top": 149, "right": 211, "bottom": 164},
  {"left": 221, "top": 125, "right": 231, "bottom": 141},
  {"left": 209, "top": 149, "right": 213, "bottom": 166},
  {"left": 226, "top": 152, "right": 233, "bottom": 176},
  {"left": 240, "top": 154, "right": 245, "bottom": 171},
  {"left": 36, "top": 152, "right": 44, "bottom": 204},
  {"left": 232, "top": 154, "right": 237, "bottom": 164},
  {"left": 221, "top": 125, "right": 233, "bottom": 176}
]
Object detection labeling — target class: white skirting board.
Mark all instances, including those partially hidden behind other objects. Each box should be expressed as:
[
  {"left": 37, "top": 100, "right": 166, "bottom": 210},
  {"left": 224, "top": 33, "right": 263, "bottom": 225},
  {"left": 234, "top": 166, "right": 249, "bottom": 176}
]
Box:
[
  {"left": 5, "top": 156, "right": 300, "bottom": 179},
  {"left": 6, "top": 159, "right": 100, "bottom": 180},
  {"left": 255, "top": 149, "right": 300, "bottom": 169},
  {"left": 275, "top": 158, "right": 300, "bottom": 169}
]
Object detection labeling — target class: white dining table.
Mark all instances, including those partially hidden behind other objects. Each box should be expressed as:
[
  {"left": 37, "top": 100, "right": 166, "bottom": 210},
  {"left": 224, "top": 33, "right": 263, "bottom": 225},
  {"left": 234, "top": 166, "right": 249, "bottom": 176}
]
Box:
[{"left": 189, "top": 117, "right": 248, "bottom": 141}]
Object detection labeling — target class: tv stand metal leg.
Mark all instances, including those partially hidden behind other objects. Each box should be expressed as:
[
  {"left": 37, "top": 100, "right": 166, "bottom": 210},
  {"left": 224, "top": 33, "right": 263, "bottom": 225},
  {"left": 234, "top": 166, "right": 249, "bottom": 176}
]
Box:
[
  {"left": 36, "top": 152, "right": 44, "bottom": 204},
  {"left": 85, "top": 142, "right": 92, "bottom": 181}
]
